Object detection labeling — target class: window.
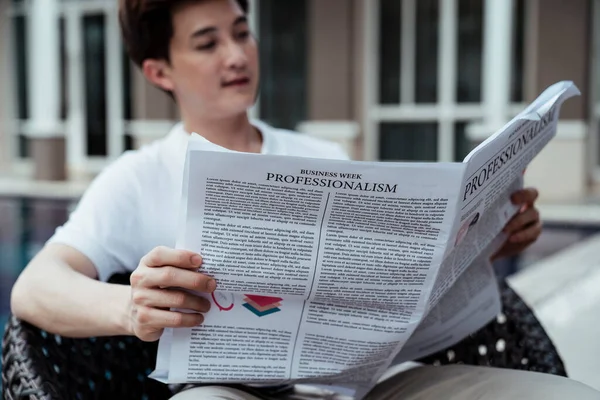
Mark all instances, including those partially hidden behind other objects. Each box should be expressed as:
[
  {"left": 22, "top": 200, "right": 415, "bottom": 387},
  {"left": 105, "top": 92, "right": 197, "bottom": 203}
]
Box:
[
  {"left": 122, "top": 53, "right": 134, "bottom": 151},
  {"left": 456, "top": 0, "right": 483, "bottom": 103},
  {"left": 415, "top": 0, "right": 439, "bottom": 104},
  {"left": 454, "top": 121, "right": 475, "bottom": 160},
  {"left": 379, "top": 0, "right": 401, "bottom": 104},
  {"left": 367, "top": 0, "right": 527, "bottom": 163},
  {"left": 83, "top": 14, "right": 107, "bottom": 157},
  {"left": 257, "top": 0, "right": 308, "bottom": 131},
  {"left": 12, "top": 14, "right": 28, "bottom": 158},
  {"left": 9, "top": 1, "right": 130, "bottom": 171},
  {"left": 11, "top": 4, "right": 67, "bottom": 159},
  {"left": 379, "top": 123, "right": 438, "bottom": 161},
  {"left": 510, "top": 0, "right": 526, "bottom": 103}
]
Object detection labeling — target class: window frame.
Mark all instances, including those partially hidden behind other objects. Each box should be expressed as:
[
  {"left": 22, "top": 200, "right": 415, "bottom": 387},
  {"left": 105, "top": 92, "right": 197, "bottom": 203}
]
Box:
[
  {"left": 590, "top": 0, "right": 600, "bottom": 183},
  {"left": 4, "top": 0, "right": 264, "bottom": 175},
  {"left": 7, "top": 0, "right": 125, "bottom": 176},
  {"left": 362, "top": 0, "right": 528, "bottom": 163}
]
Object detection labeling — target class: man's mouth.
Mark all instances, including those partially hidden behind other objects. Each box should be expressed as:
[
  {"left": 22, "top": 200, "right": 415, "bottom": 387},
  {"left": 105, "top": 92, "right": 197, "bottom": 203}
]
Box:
[{"left": 222, "top": 77, "right": 250, "bottom": 87}]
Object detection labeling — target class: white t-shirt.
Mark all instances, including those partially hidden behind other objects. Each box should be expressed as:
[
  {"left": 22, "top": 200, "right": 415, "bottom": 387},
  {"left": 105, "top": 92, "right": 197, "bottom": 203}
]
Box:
[{"left": 48, "top": 120, "right": 350, "bottom": 282}]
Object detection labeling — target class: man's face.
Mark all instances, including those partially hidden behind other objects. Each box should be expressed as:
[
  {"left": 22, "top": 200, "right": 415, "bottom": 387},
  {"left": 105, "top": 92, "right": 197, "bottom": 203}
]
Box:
[{"left": 155, "top": 0, "right": 259, "bottom": 118}]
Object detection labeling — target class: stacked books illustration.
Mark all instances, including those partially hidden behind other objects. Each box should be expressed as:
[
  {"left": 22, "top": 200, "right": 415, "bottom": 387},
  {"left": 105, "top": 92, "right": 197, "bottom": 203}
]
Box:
[{"left": 243, "top": 294, "right": 283, "bottom": 317}]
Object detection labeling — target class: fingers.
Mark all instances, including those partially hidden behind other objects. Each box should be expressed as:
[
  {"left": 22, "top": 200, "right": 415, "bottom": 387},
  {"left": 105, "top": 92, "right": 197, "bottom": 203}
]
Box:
[
  {"left": 138, "top": 266, "right": 217, "bottom": 293},
  {"left": 133, "top": 246, "right": 215, "bottom": 292},
  {"left": 135, "top": 307, "right": 205, "bottom": 330},
  {"left": 504, "top": 206, "right": 540, "bottom": 235},
  {"left": 511, "top": 187, "right": 539, "bottom": 206},
  {"left": 131, "top": 246, "right": 213, "bottom": 341},
  {"left": 509, "top": 220, "right": 542, "bottom": 244},
  {"left": 493, "top": 219, "right": 542, "bottom": 260},
  {"left": 494, "top": 189, "right": 542, "bottom": 261},
  {"left": 133, "top": 288, "right": 212, "bottom": 313},
  {"left": 141, "top": 246, "right": 202, "bottom": 270}
]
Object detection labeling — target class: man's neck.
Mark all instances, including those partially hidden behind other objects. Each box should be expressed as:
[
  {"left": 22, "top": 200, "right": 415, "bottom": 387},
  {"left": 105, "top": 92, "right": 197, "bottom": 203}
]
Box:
[{"left": 182, "top": 113, "right": 262, "bottom": 154}]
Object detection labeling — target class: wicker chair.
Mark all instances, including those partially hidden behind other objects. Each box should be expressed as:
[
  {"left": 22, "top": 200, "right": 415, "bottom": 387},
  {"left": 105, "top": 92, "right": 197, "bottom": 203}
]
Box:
[{"left": 2, "top": 276, "right": 567, "bottom": 400}]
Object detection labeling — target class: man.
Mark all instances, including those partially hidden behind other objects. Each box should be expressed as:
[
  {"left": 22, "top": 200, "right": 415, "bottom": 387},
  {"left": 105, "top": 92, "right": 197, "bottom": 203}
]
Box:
[{"left": 10, "top": 0, "right": 598, "bottom": 398}]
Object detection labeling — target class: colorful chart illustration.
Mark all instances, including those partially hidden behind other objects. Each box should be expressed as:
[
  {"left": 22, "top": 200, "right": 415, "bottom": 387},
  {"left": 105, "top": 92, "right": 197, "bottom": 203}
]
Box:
[
  {"left": 242, "top": 294, "right": 283, "bottom": 317},
  {"left": 211, "top": 292, "right": 235, "bottom": 311}
]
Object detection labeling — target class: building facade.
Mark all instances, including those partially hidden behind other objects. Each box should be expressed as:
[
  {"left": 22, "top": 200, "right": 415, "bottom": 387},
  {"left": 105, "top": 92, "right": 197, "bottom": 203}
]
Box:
[{"left": 0, "top": 0, "right": 599, "bottom": 202}]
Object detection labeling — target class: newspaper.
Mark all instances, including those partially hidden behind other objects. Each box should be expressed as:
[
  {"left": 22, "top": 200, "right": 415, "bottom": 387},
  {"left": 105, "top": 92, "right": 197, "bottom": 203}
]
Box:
[{"left": 150, "top": 81, "right": 579, "bottom": 395}]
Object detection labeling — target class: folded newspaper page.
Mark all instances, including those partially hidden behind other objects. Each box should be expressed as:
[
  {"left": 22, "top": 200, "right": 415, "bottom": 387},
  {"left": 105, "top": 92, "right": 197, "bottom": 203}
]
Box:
[{"left": 150, "top": 81, "right": 580, "bottom": 394}]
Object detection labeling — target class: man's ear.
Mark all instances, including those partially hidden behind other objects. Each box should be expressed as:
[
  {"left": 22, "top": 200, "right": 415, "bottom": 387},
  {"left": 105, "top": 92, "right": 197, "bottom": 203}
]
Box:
[{"left": 142, "top": 59, "right": 175, "bottom": 92}]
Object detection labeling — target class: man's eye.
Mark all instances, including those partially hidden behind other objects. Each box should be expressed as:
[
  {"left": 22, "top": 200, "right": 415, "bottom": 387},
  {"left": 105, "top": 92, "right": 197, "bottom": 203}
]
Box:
[
  {"left": 196, "top": 41, "right": 216, "bottom": 51},
  {"left": 237, "top": 31, "right": 250, "bottom": 39}
]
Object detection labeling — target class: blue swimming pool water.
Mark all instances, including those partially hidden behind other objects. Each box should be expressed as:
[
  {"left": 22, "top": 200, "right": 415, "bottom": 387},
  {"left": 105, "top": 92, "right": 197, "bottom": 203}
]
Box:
[
  {"left": 1, "top": 197, "right": 75, "bottom": 312},
  {"left": 0, "top": 196, "right": 75, "bottom": 388}
]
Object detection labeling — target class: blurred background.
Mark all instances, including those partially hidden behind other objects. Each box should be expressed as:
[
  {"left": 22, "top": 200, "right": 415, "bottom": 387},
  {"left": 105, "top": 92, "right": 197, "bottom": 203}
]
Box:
[{"left": 1, "top": 0, "right": 600, "bottom": 392}]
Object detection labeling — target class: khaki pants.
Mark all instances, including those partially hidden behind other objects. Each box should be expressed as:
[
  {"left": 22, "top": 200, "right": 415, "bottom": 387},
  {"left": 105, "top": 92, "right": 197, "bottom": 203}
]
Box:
[{"left": 170, "top": 365, "right": 600, "bottom": 399}]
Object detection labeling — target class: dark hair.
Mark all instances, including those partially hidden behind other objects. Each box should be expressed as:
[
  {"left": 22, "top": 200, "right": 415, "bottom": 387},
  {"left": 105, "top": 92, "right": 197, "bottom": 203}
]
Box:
[{"left": 119, "top": 0, "right": 249, "bottom": 68}]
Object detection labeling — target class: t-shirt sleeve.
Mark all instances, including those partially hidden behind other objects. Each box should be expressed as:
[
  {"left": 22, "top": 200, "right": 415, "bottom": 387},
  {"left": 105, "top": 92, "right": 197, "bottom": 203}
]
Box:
[{"left": 47, "top": 153, "right": 143, "bottom": 282}]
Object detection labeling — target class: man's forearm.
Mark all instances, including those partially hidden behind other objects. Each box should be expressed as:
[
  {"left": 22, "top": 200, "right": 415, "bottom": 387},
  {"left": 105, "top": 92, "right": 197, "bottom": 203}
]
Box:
[{"left": 11, "top": 257, "right": 132, "bottom": 338}]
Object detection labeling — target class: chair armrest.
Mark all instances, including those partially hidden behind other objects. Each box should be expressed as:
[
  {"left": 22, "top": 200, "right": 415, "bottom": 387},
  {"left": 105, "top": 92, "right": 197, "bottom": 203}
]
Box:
[
  {"left": 2, "top": 313, "right": 172, "bottom": 399},
  {"left": 416, "top": 280, "right": 567, "bottom": 376}
]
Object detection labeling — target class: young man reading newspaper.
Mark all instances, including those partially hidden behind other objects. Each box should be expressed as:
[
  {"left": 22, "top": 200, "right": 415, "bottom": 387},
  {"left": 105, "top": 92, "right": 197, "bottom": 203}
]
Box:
[{"left": 10, "top": 0, "right": 599, "bottom": 398}]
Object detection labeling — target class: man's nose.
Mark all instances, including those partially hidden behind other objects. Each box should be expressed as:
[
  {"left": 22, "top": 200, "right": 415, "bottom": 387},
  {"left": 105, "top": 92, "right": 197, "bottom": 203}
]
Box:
[{"left": 224, "top": 41, "right": 248, "bottom": 69}]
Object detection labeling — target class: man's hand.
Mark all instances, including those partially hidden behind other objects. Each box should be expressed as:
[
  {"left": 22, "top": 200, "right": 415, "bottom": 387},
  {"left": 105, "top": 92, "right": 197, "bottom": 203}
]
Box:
[
  {"left": 493, "top": 188, "right": 542, "bottom": 261},
  {"left": 129, "top": 246, "right": 215, "bottom": 342}
]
